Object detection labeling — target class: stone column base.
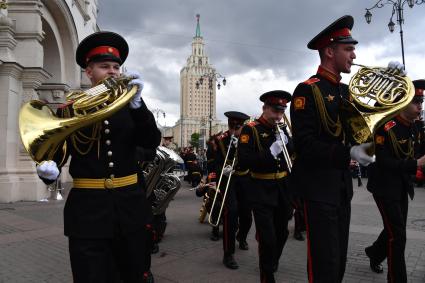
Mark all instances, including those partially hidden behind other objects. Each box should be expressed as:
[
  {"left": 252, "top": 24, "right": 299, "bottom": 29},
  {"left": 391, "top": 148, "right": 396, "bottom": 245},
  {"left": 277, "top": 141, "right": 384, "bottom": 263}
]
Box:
[{"left": 0, "top": 170, "right": 48, "bottom": 203}]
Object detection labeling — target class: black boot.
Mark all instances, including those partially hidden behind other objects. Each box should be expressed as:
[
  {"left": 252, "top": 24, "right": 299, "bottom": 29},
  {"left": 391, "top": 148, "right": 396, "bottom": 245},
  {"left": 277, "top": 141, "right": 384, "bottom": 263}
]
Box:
[
  {"left": 357, "top": 177, "right": 363, "bottom": 187},
  {"left": 293, "top": 230, "right": 305, "bottom": 241},
  {"left": 238, "top": 240, "right": 249, "bottom": 250},
  {"left": 365, "top": 247, "right": 383, "bottom": 274},
  {"left": 223, "top": 254, "right": 239, "bottom": 269},
  {"left": 210, "top": 227, "right": 219, "bottom": 241},
  {"left": 236, "top": 234, "right": 249, "bottom": 250}
]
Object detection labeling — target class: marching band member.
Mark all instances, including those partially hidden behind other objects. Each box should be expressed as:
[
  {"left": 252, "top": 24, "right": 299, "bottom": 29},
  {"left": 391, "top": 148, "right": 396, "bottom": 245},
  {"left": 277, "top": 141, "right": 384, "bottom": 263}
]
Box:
[
  {"left": 365, "top": 79, "right": 425, "bottom": 282},
  {"left": 35, "top": 31, "right": 161, "bottom": 282},
  {"left": 289, "top": 15, "right": 375, "bottom": 282},
  {"left": 210, "top": 111, "right": 252, "bottom": 269},
  {"left": 238, "top": 91, "right": 293, "bottom": 283}
]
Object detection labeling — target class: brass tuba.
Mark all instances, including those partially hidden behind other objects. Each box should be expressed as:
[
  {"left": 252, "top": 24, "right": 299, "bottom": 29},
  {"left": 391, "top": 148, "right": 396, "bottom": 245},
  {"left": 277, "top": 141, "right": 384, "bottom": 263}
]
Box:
[
  {"left": 19, "top": 76, "right": 138, "bottom": 164},
  {"left": 341, "top": 64, "right": 415, "bottom": 144},
  {"left": 143, "top": 146, "right": 184, "bottom": 215}
]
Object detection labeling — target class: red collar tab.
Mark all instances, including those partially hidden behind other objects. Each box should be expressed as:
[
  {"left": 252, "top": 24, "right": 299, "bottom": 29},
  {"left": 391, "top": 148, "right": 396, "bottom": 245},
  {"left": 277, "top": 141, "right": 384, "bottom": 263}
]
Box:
[
  {"left": 415, "top": 89, "right": 424, "bottom": 97},
  {"left": 317, "top": 66, "right": 341, "bottom": 84},
  {"left": 258, "top": 115, "right": 273, "bottom": 128},
  {"left": 384, "top": 120, "right": 397, "bottom": 131},
  {"left": 315, "top": 28, "right": 351, "bottom": 50},
  {"left": 265, "top": 97, "right": 288, "bottom": 107},
  {"left": 303, "top": 77, "right": 320, "bottom": 85},
  {"left": 85, "top": 46, "right": 120, "bottom": 63}
]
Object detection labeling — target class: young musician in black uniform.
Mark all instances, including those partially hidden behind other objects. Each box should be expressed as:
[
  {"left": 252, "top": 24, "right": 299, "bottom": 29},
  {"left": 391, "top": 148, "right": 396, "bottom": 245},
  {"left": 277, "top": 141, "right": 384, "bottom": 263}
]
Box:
[
  {"left": 289, "top": 16, "right": 376, "bottom": 283},
  {"left": 365, "top": 79, "right": 425, "bottom": 282},
  {"left": 35, "top": 31, "right": 161, "bottom": 282},
  {"left": 209, "top": 111, "right": 252, "bottom": 269},
  {"left": 238, "top": 90, "right": 292, "bottom": 283}
]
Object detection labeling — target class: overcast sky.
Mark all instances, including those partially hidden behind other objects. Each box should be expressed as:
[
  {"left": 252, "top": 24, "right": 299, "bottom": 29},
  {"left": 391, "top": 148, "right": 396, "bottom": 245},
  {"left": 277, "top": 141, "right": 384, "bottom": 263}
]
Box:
[{"left": 97, "top": 0, "right": 425, "bottom": 126}]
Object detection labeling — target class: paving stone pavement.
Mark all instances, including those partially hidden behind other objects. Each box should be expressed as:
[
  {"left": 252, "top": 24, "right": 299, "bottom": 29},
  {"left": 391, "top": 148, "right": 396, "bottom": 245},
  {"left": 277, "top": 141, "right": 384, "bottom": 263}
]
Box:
[{"left": 0, "top": 178, "right": 424, "bottom": 283}]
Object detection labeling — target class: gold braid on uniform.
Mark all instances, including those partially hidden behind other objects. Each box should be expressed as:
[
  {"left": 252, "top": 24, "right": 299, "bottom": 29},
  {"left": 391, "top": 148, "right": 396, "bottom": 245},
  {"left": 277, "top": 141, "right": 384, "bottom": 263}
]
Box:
[
  {"left": 311, "top": 84, "right": 342, "bottom": 137},
  {"left": 61, "top": 106, "right": 102, "bottom": 157},
  {"left": 251, "top": 126, "right": 263, "bottom": 152},
  {"left": 388, "top": 129, "right": 414, "bottom": 159}
]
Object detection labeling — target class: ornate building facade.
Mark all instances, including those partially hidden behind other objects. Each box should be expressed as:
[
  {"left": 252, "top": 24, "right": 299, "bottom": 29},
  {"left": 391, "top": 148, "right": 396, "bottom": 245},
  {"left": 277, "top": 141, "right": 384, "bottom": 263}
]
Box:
[
  {"left": 0, "top": 0, "right": 98, "bottom": 202},
  {"left": 172, "top": 15, "right": 226, "bottom": 148}
]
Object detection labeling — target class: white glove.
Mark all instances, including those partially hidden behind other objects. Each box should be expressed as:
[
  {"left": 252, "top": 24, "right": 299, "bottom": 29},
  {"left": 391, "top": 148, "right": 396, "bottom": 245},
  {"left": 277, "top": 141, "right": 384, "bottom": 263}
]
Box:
[
  {"left": 222, "top": 165, "right": 234, "bottom": 177},
  {"left": 125, "top": 70, "right": 144, "bottom": 109},
  {"left": 230, "top": 136, "right": 238, "bottom": 146},
  {"left": 350, "top": 142, "right": 376, "bottom": 166},
  {"left": 36, "top": 160, "right": 60, "bottom": 181},
  {"left": 387, "top": 61, "right": 407, "bottom": 76},
  {"left": 275, "top": 132, "right": 288, "bottom": 145},
  {"left": 270, "top": 140, "right": 284, "bottom": 159}
]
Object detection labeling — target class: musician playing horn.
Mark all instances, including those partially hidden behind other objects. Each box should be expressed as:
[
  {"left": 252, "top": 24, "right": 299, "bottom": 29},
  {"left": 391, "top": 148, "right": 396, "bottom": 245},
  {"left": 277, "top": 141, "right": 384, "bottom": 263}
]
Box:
[
  {"left": 238, "top": 90, "right": 292, "bottom": 283},
  {"left": 365, "top": 79, "right": 425, "bottom": 282},
  {"left": 288, "top": 14, "right": 412, "bottom": 282},
  {"left": 35, "top": 31, "right": 161, "bottom": 282}
]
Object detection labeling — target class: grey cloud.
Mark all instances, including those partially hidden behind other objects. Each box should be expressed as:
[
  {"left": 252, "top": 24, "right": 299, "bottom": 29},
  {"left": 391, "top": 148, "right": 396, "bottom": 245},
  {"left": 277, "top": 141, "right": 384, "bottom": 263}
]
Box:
[{"left": 97, "top": 0, "right": 425, "bottom": 122}]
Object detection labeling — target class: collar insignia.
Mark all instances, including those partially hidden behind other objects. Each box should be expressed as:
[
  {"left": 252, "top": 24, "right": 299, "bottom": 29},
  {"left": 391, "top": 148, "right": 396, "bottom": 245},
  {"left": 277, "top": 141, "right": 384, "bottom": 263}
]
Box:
[{"left": 260, "top": 133, "right": 269, "bottom": 138}]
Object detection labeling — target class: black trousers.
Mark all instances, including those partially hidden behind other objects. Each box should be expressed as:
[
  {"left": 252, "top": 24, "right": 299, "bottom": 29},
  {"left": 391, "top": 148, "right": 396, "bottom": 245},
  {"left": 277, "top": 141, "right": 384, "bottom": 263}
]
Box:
[
  {"left": 252, "top": 191, "right": 290, "bottom": 283},
  {"left": 69, "top": 230, "right": 147, "bottom": 283},
  {"left": 367, "top": 194, "right": 408, "bottom": 283},
  {"left": 292, "top": 197, "right": 305, "bottom": 233},
  {"left": 222, "top": 175, "right": 253, "bottom": 255},
  {"left": 304, "top": 199, "right": 351, "bottom": 283}
]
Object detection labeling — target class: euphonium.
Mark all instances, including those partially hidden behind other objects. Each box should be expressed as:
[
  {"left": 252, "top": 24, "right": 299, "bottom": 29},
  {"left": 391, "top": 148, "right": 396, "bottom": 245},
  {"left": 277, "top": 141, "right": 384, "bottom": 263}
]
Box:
[
  {"left": 341, "top": 64, "right": 415, "bottom": 144},
  {"left": 19, "top": 75, "right": 138, "bottom": 164}
]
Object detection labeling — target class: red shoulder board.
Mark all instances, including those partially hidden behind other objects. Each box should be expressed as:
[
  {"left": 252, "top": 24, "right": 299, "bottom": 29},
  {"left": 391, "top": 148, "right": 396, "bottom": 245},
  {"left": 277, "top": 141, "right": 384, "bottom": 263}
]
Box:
[
  {"left": 58, "top": 100, "right": 74, "bottom": 109},
  {"left": 384, "top": 120, "right": 396, "bottom": 132},
  {"left": 302, "top": 78, "right": 320, "bottom": 85},
  {"left": 246, "top": 121, "right": 258, "bottom": 127}
]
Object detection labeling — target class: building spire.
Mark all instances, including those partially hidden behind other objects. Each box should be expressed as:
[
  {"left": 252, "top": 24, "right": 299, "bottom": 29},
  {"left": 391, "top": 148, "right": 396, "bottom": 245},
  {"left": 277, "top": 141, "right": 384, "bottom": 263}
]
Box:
[{"left": 195, "top": 14, "right": 201, "bottom": 37}]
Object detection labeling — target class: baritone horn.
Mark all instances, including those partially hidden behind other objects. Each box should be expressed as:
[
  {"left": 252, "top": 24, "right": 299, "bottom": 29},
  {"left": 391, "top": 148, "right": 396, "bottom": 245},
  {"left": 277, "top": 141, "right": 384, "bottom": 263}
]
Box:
[
  {"left": 19, "top": 76, "right": 138, "bottom": 165},
  {"left": 341, "top": 63, "right": 415, "bottom": 144},
  {"left": 208, "top": 135, "right": 238, "bottom": 227}
]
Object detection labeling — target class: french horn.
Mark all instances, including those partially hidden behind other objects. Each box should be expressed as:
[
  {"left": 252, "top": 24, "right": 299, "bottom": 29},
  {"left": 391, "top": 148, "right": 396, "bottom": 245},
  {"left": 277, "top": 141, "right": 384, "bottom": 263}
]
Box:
[
  {"left": 341, "top": 64, "right": 415, "bottom": 144},
  {"left": 19, "top": 76, "right": 138, "bottom": 164}
]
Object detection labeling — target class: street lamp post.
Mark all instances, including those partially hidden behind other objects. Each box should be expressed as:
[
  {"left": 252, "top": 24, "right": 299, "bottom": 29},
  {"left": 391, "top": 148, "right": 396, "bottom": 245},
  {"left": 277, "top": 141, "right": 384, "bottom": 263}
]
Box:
[
  {"left": 195, "top": 72, "right": 226, "bottom": 137},
  {"left": 364, "top": 0, "right": 425, "bottom": 68},
  {"left": 152, "top": 108, "right": 166, "bottom": 136}
]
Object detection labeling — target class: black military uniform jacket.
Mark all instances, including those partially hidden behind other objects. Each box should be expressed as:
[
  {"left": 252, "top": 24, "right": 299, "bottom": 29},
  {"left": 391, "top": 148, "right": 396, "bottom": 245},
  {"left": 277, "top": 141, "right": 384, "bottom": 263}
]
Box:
[
  {"left": 53, "top": 102, "right": 161, "bottom": 238},
  {"left": 367, "top": 117, "right": 417, "bottom": 200},
  {"left": 238, "top": 116, "right": 292, "bottom": 206},
  {"left": 290, "top": 66, "right": 353, "bottom": 205},
  {"left": 413, "top": 119, "right": 425, "bottom": 159}
]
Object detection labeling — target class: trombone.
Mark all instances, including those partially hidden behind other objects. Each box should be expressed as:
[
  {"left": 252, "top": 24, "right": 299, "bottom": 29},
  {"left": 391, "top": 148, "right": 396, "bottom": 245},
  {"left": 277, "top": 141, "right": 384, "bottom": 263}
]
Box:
[
  {"left": 208, "top": 135, "right": 238, "bottom": 227},
  {"left": 276, "top": 115, "right": 292, "bottom": 173}
]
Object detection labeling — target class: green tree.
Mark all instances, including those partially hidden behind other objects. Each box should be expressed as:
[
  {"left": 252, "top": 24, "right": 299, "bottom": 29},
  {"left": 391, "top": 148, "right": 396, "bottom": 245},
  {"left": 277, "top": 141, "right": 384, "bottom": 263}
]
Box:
[{"left": 190, "top": 132, "right": 200, "bottom": 148}]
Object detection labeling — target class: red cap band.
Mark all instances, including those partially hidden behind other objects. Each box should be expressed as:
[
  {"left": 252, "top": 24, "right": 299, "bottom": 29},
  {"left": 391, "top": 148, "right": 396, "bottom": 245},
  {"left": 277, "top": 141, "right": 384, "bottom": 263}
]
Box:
[
  {"left": 265, "top": 97, "right": 287, "bottom": 107},
  {"left": 315, "top": 28, "right": 351, "bottom": 50},
  {"left": 416, "top": 89, "right": 424, "bottom": 97},
  {"left": 85, "top": 46, "right": 120, "bottom": 63}
]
